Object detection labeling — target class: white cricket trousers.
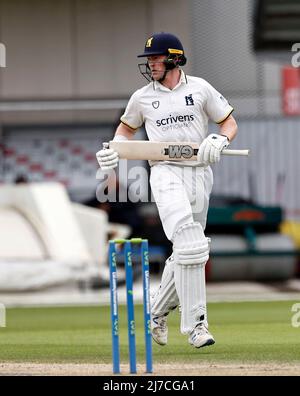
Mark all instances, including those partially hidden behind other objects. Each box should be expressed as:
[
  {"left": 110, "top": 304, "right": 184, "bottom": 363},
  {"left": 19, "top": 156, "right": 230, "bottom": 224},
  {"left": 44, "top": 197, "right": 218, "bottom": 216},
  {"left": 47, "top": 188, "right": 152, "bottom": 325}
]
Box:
[
  {"left": 150, "top": 163, "right": 213, "bottom": 332},
  {"left": 150, "top": 163, "right": 213, "bottom": 241}
]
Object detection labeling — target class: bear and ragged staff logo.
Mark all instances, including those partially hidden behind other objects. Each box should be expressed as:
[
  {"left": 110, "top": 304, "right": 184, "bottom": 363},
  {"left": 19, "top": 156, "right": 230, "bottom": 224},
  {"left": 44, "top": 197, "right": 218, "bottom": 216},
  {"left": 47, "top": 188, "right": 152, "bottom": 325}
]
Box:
[
  {"left": 146, "top": 37, "right": 153, "bottom": 48},
  {"left": 185, "top": 94, "right": 194, "bottom": 106}
]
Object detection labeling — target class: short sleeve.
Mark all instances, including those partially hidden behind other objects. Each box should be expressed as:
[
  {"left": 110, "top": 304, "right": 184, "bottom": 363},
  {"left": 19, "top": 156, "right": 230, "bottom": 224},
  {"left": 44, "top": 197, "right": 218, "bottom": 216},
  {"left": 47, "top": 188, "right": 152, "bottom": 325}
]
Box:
[
  {"left": 204, "top": 81, "right": 234, "bottom": 124},
  {"left": 120, "top": 90, "right": 143, "bottom": 130}
]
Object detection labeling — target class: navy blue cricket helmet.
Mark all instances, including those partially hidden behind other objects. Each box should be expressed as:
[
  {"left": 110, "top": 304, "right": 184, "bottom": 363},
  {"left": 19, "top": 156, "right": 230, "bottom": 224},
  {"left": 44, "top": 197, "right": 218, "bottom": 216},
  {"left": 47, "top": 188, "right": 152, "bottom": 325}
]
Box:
[{"left": 138, "top": 32, "right": 187, "bottom": 82}]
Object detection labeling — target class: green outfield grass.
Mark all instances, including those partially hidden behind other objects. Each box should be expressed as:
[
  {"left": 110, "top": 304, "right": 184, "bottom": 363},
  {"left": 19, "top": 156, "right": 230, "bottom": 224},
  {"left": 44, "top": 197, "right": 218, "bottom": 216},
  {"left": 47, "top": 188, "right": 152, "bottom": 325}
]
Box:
[{"left": 0, "top": 301, "right": 299, "bottom": 364}]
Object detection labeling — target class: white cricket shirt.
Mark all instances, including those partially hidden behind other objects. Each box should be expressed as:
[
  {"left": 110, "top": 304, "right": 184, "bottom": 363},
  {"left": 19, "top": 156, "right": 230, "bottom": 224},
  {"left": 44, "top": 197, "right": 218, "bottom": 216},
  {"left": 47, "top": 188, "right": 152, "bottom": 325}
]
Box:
[{"left": 120, "top": 70, "right": 233, "bottom": 166}]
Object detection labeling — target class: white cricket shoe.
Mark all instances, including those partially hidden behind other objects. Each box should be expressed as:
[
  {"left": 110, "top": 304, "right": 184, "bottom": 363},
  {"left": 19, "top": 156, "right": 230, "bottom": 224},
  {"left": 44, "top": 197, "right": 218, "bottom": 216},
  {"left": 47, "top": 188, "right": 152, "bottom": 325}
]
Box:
[
  {"left": 188, "top": 323, "right": 215, "bottom": 348},
  {"left": 151, "top": 314, "right": 168, "bottom": 346}
]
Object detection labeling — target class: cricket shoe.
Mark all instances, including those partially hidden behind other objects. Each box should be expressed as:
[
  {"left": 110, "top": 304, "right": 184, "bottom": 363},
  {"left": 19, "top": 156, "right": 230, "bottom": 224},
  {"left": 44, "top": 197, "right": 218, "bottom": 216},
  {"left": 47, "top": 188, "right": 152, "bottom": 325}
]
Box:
[
  {"left": 188, "top": 323, "right": 215, "bottom": 349},
  {"left": 151, "top": 313, "right": 168, "bottom": 346}
]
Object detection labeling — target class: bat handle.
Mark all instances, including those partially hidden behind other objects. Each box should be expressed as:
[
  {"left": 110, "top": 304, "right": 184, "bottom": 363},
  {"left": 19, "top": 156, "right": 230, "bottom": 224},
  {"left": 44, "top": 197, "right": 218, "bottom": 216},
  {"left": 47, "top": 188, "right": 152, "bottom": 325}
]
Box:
[
  {"left": 221, "top": 149, "right": 250, "bottom": 156},
  {"left": 102, "top": 142, "right": 109, "bottom": 150}
]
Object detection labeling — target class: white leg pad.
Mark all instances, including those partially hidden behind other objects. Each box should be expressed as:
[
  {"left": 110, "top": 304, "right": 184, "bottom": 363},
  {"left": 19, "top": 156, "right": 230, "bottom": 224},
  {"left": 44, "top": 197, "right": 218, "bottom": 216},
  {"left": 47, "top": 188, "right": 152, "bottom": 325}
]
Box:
[
  {"left": 173, "top": 222, "right": 210, "bottom": 334},
  {"left": 151, "top": 254, "right": 179, "bottom": 317}
]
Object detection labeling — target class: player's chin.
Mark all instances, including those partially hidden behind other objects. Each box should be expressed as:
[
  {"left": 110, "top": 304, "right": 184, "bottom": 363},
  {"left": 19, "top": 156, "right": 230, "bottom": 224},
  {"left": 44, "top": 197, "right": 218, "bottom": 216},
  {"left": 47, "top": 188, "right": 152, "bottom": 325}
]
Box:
[{"left": 151, "top": 71, "right": 162, "bottom": 80}]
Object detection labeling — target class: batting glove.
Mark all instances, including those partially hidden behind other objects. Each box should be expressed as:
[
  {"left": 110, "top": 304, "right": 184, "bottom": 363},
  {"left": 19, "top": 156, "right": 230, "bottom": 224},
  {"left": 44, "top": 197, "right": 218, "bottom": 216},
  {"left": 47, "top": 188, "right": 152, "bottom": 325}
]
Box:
[
  {"left": 197, "top": 134, "right": 229, "bottom": 165},
  {"left": 96, "top": 144, "right": 119, "bottom": 170}
]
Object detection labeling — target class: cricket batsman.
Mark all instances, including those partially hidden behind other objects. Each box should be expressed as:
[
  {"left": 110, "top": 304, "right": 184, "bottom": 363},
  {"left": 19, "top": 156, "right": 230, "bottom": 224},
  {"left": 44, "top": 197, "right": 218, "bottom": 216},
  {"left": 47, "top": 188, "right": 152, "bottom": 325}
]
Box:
[{"left": 96, "top": 32, "right": 238, "bottom": 348}]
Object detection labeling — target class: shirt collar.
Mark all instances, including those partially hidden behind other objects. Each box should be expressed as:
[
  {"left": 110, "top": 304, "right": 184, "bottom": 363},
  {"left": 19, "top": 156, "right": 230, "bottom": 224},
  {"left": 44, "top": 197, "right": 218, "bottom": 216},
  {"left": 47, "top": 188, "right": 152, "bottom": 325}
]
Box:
[{"left": 153, "top": 69, "right": 188, "bottom": 91}]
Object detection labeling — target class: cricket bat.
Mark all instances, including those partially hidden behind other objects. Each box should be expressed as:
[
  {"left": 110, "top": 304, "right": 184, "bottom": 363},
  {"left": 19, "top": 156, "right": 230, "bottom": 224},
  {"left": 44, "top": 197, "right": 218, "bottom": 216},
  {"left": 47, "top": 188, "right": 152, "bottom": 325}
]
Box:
[{"left": 108, "top": 141, "right": 249, "bottom": 161}]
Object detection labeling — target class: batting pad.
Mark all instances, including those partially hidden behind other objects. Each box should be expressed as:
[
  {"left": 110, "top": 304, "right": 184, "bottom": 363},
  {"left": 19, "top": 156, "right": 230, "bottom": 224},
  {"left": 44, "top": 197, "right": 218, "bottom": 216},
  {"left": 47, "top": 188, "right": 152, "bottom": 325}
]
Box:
[
  {"left": 173, "top": 223, "right": 209, "bottom": 334},
  {"left": 151, "top": 254, "right": 179, "bottom": 317},
  {"left": 174, "top": 263, "right": 207, "bottom": 334}
]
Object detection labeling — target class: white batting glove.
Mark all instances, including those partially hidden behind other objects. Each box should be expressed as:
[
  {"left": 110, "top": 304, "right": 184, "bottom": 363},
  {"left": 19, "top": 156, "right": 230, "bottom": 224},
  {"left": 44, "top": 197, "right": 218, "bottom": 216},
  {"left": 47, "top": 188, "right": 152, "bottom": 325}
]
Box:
[
  {"left": 197, "top": 134, "right": 229, "bottom": 165},
  {"left": 96, "top": 144, "right": 119, "bottom": 170}
]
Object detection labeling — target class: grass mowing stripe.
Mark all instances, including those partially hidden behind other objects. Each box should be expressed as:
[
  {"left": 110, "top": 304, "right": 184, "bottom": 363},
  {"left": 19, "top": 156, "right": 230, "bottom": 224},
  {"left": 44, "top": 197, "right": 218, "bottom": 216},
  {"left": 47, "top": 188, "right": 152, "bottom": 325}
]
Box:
[{"left": 0, "top": 301, "right": 299, "bottom": 364}]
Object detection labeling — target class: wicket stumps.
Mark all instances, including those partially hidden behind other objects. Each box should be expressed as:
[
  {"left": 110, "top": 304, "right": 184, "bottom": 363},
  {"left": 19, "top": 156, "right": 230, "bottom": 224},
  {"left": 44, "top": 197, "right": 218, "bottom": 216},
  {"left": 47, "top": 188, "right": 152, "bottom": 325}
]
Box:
[{"left": 108, "top": 238, "right": 153, "bottom": 374}]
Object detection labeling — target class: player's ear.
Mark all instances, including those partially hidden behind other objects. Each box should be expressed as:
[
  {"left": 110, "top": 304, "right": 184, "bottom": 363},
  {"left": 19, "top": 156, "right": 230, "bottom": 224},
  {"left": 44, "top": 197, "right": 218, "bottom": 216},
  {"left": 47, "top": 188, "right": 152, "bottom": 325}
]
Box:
[{"left": 179, "top": 55, "right": 187, "bottom": 66}]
